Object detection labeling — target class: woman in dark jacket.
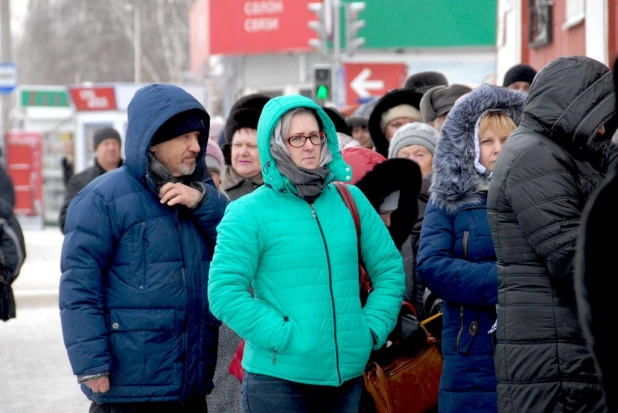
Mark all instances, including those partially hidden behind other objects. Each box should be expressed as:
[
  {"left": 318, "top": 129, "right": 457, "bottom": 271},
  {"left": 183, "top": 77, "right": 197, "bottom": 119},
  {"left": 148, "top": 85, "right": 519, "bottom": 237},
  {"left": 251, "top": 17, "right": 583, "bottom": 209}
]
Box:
[
  {"left": 417, "top": 84, "right": 525, "bottom": 412},
  {"left": 0, "top": 197, "right": 26, "bottom": 321},
  {"left": 220, "top": 94, "right": 270, "bottom": 201}
]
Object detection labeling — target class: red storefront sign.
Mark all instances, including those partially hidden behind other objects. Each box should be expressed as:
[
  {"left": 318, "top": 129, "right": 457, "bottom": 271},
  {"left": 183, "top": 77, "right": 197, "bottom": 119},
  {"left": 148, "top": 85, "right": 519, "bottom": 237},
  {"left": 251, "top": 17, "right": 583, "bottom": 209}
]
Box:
[
  {"left": 6, "top": 131, "right": 43, "bottom": 216},
  {"left": 68, "top": 87, "right": 117, "bottom": 111},
  {"left": 343, "top": 63, "right": 409, "bottom": 105},
  {"left": 209, "top": 0, "right": 314, "bottom": 55}
]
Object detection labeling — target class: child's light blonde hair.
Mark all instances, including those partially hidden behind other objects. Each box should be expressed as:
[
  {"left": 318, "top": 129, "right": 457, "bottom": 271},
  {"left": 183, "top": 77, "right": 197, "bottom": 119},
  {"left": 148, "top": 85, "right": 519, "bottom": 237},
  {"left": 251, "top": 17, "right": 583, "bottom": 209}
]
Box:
[{"left": 479, "top": 111, "right": 517, "bottom": 137}]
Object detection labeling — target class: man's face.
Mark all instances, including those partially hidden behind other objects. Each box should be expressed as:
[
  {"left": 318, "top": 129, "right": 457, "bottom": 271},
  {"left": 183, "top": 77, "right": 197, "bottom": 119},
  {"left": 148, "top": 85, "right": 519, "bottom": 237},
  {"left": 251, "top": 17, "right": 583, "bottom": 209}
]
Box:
[
  {"left": 150, "top": 131, "right": 201, "bottom": 177},
  {"left": 95, "top": 138, "right": 121, "bottom": 168}
]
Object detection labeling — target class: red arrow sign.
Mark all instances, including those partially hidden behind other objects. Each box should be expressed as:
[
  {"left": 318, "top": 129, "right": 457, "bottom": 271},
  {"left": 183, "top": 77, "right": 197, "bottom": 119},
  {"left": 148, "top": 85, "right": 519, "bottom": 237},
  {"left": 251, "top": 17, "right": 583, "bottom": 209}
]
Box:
[{"left": 344, "top": 63, "right": 408, "bottom": 105}]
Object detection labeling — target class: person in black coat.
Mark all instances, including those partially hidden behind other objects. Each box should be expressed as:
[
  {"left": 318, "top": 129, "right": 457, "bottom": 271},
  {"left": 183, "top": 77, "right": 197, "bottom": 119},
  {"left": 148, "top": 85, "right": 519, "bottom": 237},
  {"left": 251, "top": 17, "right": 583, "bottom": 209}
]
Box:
[
  {"left": 0, "top": 197, "right": 26, "bottom": 321},
  {"left": 488, "top": 56, "right": 616, "bottom": 413},
  {"left": 575, "top": 55, "right": 618, "bottom": 413},
  {"left": 58, "top": 127, "right": 123, "bottom": 233},
  {"left": 0, "top": 167, "right": 15, "bottom": 209}
]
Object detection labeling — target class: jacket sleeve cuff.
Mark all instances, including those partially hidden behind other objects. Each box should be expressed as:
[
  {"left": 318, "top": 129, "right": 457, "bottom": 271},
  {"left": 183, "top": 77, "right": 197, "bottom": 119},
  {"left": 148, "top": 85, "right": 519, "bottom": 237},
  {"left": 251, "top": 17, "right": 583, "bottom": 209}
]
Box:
[{"left": 77, "top": 371, "right": 109, "bottom": 383}]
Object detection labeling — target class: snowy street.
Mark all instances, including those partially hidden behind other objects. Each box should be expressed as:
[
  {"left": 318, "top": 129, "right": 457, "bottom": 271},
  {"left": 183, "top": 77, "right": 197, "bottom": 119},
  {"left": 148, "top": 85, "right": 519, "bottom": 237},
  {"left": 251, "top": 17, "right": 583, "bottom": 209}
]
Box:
[{"left": 0, "top": 228, "right": 90, "bottom": 413}]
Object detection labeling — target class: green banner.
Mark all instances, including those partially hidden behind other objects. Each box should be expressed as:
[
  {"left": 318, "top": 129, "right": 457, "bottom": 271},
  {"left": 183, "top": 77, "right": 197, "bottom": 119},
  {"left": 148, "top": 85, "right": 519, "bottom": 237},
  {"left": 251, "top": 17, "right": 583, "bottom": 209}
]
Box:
[{"left": 342, "top": 0, "right": 497, "bottom": 49}]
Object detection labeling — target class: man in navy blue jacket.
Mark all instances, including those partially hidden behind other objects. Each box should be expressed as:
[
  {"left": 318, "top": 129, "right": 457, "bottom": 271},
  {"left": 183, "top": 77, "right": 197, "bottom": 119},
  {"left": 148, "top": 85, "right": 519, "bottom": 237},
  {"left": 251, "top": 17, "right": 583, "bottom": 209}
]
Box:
[{"left": 60, "top": 84, "right": 228, "bottom": 413}]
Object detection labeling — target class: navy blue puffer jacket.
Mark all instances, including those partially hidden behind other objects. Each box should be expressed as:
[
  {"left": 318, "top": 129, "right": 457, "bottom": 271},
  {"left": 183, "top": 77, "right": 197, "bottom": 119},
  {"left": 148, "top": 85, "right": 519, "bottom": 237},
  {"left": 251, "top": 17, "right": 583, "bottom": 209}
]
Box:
[
  {"left": 59, "top": 84, "right": 228, "bottom": 404},
  {"left": 417, "top": 85, "right": 525, "bottom": 413}
]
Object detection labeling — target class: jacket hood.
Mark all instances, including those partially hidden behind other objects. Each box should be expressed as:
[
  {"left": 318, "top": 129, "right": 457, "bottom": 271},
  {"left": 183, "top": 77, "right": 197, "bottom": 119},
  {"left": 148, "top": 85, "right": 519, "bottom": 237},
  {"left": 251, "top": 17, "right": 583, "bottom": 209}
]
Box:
[
  {"left": 368, "top": 89, "right": 423, "bottom": 157},
  {"left": 256, "top": 95, "right": 352, "bottom": 192},
  {"left": 521, "top": 56, "right": 617, "bottom": 151},
  {"left": 431, "top": 84, "right": 526, "bottom": 212},
  {"left": 356, "top": 158, "right": 422, "bottom": 249},
  {"left": 124, "top": 84, "right": 210, "bottom": 182}
]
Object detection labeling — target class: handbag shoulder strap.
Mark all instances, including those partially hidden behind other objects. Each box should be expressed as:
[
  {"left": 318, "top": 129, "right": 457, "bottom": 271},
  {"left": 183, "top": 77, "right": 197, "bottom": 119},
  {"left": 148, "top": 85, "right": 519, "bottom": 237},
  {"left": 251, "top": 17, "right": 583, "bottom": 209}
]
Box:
[{"left": 333, "top": 182, "right": 361, "bottom": 239}]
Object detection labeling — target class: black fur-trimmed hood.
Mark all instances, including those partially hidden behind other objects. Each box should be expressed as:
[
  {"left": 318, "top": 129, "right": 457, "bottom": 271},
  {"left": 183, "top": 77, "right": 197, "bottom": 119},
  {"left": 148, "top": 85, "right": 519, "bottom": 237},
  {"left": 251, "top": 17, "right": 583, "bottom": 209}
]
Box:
[
  {"left": 356, "top": 158, "right": 422, "bottom": 249},
  {"left": 368, "top": 89, "right": 423, "bottom": 157},
  {"left": 431, "top": 84, "right": 526, "bottom": 212}
]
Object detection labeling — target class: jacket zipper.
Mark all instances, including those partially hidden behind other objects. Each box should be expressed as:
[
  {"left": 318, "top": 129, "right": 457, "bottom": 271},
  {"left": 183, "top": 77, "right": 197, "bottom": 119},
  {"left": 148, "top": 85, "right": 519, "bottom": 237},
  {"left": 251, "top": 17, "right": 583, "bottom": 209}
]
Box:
[
  {"left": 310, "top": 203, "right": 342, "bottom": 385},
  {"left": 456, "top": 306, "right": 464, "bottom": 351}
]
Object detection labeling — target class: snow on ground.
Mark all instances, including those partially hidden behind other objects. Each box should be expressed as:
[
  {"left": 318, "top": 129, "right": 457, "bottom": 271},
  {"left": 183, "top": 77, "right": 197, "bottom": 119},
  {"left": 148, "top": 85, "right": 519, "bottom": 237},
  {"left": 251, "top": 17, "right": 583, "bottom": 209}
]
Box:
[{"left": 0, "top": 228, "right": 90, "bottom": 413}]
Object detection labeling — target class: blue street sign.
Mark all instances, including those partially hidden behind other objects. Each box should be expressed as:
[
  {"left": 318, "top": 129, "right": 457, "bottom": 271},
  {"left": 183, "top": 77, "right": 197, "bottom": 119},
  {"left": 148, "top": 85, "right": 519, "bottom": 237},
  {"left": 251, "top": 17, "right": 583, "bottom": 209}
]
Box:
[{"left": 0, "top": 62, "right": 17, "bottom": 94}]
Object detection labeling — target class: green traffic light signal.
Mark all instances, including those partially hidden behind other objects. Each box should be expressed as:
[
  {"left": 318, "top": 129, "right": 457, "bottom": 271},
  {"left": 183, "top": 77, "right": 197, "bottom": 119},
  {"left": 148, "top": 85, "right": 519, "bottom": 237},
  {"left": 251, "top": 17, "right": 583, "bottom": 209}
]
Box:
[{"left": 316, "top": 84, "right": 329, "bottom": 100}]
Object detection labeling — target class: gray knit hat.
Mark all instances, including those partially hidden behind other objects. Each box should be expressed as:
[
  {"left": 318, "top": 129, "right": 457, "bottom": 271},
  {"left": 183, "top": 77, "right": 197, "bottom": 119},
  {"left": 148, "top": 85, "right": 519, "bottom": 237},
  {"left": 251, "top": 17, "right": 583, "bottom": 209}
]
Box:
[
  {"left": 420, "top": 84, "right": 472, "bottom": 123},
  {"left": 388, "top": 122, "right": 439, "bottom": 159}
]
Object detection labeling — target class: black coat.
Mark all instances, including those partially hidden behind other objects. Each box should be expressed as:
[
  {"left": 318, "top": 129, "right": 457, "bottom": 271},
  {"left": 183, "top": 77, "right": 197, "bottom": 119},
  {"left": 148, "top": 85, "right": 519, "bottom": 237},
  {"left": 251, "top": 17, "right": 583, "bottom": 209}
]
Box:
[
  {"left": 355, "top": 158, "right": 423, "bottom": 315},
  {"left": 58, "top": 159, "right": 121, "bottom": 234},
  {"left": 574, "top": 57, "right": 618, "bottom": 413},
  {"left": 0, "top": 197, "right": 26, "bottom": 321},
  {"left": 0, "top": 168, "right": 15, "bottom": 208},
  {"left": 488, "top": 56, "right": 615, "bottom": 413}
]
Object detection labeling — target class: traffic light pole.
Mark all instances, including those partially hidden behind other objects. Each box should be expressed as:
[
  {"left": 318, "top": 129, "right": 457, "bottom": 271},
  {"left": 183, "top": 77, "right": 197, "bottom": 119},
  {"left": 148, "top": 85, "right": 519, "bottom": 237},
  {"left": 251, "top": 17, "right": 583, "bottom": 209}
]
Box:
[
  {"left": 0, "top": 0, "right": 10, "bottom": 165},
  {"left": 331, "top": 0, "right": 341, "bottom": 107}
]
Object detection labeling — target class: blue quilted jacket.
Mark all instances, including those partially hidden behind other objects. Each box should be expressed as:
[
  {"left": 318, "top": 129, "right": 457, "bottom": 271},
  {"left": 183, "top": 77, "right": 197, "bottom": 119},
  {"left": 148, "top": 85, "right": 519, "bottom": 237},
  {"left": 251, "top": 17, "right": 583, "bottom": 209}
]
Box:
[
  {"left": 417, "top": 85, "right": 525, "bottom": 413},
  {"left": 59, "top": 84, "right": 228, "bottom": 404}
]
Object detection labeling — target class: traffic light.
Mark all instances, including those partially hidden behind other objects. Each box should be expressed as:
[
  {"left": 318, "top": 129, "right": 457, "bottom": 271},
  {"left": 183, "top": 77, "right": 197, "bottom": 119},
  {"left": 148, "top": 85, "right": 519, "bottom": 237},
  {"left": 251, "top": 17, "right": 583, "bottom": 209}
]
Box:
[
  {"left": 345, "top": 2, "right": 366, "bottom": 56},
  {"left": 313, "top": 64, "right": 332, "bottom": 103},
  {"left": 307, "top": 2, "right": 329, "bottom": 55}
]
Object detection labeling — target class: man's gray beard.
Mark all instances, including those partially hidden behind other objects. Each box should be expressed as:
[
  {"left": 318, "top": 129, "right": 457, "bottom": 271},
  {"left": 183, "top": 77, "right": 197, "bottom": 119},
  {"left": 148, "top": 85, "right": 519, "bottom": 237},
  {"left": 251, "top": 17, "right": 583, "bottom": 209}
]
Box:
[{"left": 178, "top": 163, "right": 196, "bottom": 177}]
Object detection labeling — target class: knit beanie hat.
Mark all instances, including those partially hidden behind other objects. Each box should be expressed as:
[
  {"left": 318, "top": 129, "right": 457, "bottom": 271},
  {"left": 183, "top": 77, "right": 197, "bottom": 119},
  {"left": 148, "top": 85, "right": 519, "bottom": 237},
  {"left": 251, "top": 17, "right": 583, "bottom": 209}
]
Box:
[
  {"left": 420, "top": 84, "right": 473, "bottom": 123},
  {"left": 205, "top": 139, "right": 225, "bottom": 174},
  {"left": 151, "top": 109, "right": 207, "bottom": 147},
  {"left": 503, "top": 64, "right": 537, "bottom": 87},
  {"left": 388, "top": 122, "right": 439, "bottom": 159},
  {"left": 404, "top": 71, "right": 449, "bottom": 94},
  {"left": 93, "top": 127, "right": 121, "bottom": 150}
]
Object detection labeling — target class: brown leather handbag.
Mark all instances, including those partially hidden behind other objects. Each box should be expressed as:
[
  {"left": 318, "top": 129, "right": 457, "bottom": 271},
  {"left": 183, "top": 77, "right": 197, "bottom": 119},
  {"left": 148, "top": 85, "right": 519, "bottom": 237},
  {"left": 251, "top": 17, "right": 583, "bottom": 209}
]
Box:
[{"left": 363, "top": 330, "right": 442, "bottom": 413}]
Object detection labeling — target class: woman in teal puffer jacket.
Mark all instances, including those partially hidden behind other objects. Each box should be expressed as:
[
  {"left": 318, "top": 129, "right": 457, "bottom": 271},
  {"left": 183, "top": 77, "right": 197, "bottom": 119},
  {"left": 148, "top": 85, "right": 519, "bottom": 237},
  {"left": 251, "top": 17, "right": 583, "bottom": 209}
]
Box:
[{"left": 208, "top": 95, "right": 405, "bottom": 412}]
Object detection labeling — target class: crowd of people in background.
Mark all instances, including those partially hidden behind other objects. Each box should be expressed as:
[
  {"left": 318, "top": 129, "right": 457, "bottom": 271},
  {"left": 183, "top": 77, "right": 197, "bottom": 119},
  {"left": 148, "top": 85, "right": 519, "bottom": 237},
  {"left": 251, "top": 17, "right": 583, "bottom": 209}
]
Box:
[{"left": 1, "top": 56, "right": 614, "bottom": 413}]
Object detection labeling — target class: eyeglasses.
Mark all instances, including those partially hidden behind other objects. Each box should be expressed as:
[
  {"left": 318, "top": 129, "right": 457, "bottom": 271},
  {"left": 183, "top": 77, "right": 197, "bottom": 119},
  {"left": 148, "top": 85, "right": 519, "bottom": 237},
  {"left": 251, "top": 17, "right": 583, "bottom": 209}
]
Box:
[{"left": 287, "top": 132, "right": 327, "bottom": 148}]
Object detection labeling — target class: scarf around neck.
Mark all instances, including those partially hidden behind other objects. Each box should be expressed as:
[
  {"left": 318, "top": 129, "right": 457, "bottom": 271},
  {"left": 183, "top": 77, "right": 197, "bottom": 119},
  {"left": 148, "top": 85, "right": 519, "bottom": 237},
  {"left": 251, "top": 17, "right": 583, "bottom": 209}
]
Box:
[
  {"left": 220, "top": 165, "right": 264, "bottom": 191},
  {"left": 270, "top": 109, "right": 332, "bottom": 202},
  {"left": 147, "top": 152, "right": 191, "bottom": 193}
]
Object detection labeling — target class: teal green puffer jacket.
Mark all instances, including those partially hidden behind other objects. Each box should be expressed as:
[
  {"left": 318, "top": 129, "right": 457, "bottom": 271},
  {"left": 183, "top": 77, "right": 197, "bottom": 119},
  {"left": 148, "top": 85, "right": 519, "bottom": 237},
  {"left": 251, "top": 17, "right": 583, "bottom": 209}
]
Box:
[{"left": 208, "top": 95, "right": 404, "bottom": 386}]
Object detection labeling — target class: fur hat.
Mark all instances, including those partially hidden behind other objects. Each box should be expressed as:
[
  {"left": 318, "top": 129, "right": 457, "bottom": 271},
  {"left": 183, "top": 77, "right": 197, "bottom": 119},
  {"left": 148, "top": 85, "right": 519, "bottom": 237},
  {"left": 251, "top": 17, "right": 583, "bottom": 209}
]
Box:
[
  {"left": 368, "top": 89, "right": 423, "bottom": 157},
  {"left": 151, "top": 109, "right": 207, "bottom": 147},
  {"left": 421, "top": 84, "right": 473, "bottom": 123},
  {"left": 502, "top": 64, "right": 537, "bottom": 88},
  {"left": 222, "top": 93, "right": 270, "bottom": 165},
  {"left": 322, "top": 106, "right": 352, "bottom": 135},
  {"left": 404, "top": 71, "right": 449, "bottom": 94},
  {"left": 388, "top": 122, "right": 439, "bottom": 159},
  {"left": 93, "top": 127, "right": 121, "bottom": 150}
]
